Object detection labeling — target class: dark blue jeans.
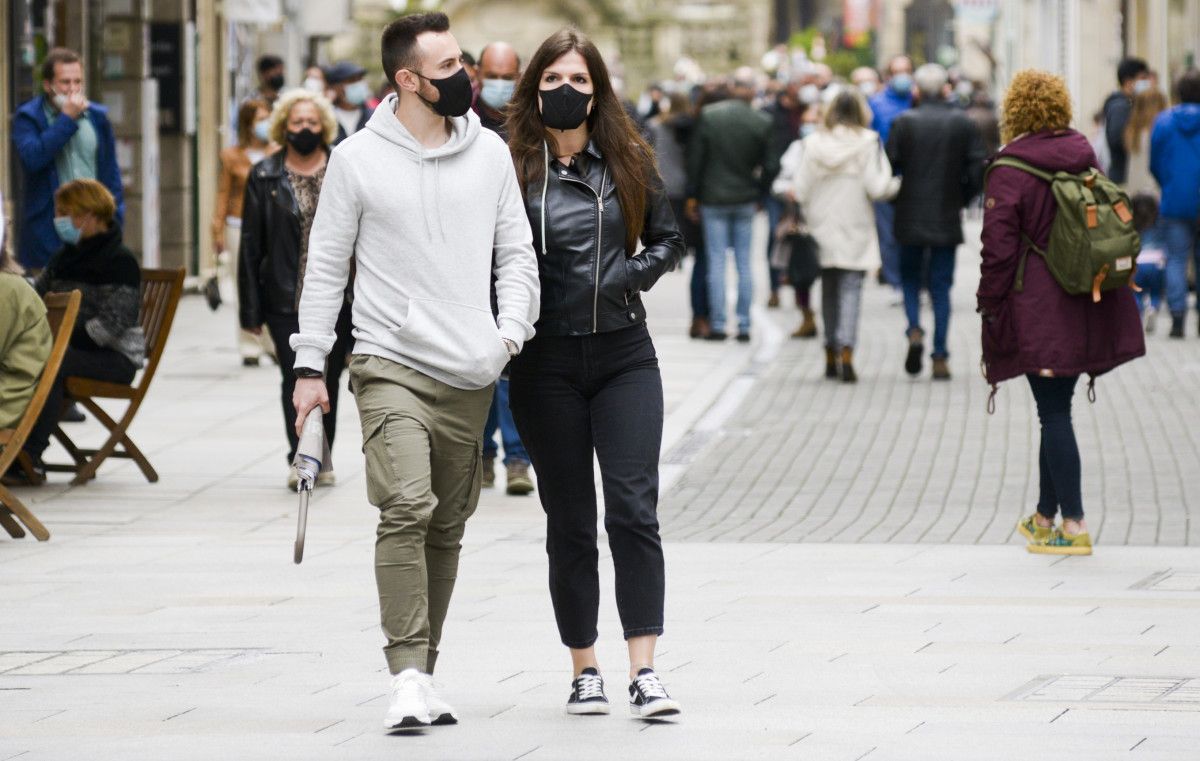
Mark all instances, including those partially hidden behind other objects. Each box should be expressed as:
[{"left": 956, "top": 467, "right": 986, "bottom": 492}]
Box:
[
  {"left": 509, "top": 324, "right": 666, "bottom": 648},
  {"left": 1028, "top": 374, "right": 1083, "bottom": 521},
  {"left": 900, "top": 244, "right": 956, "bottom": 359},
  {"left": 483, "top": 377, "right": 528, "bottom": 465},
  {"left": 1160, "top": 216, "right": 1199, "bottom": 317},
  {"left": 874, "top": 201, "right": 901, "bottom": 288}
]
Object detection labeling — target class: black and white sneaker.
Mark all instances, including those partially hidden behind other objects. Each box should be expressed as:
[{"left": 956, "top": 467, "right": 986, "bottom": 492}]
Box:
[
  {"left": 566, "top": 667, "right": 610, "bottom": 715},
  {"left": 628, "top": 668, "right": 681, "bottom": 718}
]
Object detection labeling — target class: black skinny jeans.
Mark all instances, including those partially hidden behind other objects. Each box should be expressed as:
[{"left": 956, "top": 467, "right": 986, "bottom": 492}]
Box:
[
  {"left": 509, "top": 323, "right": 666, "bottom": 649},
  {"left": 1027, "top": 374, "right": 1083, "bottom": 521},
  {"left": 265, "top": 302, "right": 353, "bottom": 463},
  {"left": 24, "top": 347, "right": 137, "bottom": 461}
]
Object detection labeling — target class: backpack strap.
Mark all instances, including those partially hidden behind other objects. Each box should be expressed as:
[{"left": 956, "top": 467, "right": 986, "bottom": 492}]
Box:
[
  {"left": 1014, "top": 233, "right": 1047, "bottom": 292},
  {"left": 985, "top": 156, "right": 1055, "bottom": 184}
]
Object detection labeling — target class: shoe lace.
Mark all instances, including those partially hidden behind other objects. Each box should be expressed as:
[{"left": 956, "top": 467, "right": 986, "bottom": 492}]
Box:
[
  {"left": 575, "top": 673, "right": 605, "bottom": 700},
  {"left": 633, "top": 671, "right": 669, "bottom": 700}
]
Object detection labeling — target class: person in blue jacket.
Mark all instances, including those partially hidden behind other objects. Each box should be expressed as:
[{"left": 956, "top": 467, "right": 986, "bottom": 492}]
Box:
[
  {"left": 12, "top": 47, "right": 124, "bottom": 271},
  {"left": 869, "top": 55, "right": 913, "bottom": 292},
  {"left": 1150, "top": 68, "right": 1200, "bottom": 339}
]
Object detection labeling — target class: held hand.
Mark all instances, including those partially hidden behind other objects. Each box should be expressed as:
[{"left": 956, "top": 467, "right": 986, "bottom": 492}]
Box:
[
  {"left": 685, "top": 199, "right": 700, "bottom": 223},
  {"left": 62, "top": 92, "right": 89, "bottom": 119},
  {"left": 293, "top": 377, "right": 330, "bottom": 438}
]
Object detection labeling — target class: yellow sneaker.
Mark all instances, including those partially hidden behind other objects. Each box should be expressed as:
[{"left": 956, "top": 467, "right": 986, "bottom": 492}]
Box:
[
  {"left": 1027, "top": 527, "right": 1092, "bottom": 556},
  {"left": 1017, "top": 513, "right": 1055, "bottom": 543}
]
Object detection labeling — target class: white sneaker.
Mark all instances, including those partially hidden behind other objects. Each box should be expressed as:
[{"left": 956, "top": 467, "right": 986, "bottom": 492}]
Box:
[
  {"left": 317, "top": 469, "right": 336, "bottom": 486},
  {"left": 424, "top": 683, "right": 459, "bottom": 725},
  {"left": 384, "top": 669, "right": 432, "bottom": 730}
]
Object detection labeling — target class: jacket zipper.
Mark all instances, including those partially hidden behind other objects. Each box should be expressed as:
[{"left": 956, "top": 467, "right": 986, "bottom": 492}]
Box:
[{"left": 557, "top": 166, "right": 608, "bottom": 333}]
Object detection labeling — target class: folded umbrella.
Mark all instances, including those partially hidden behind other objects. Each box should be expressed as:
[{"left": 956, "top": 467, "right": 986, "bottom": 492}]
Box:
[{"left": 292, "top": 407, "right": 330, "bottom": 564}]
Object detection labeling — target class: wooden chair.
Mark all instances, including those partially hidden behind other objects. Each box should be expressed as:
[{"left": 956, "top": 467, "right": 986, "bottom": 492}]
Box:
[
  {"left": 0, "top": 290, "right": 82, "bottom": 541},
  {"left": 46, "top": 268, "right": 185, "bottom": 486}
]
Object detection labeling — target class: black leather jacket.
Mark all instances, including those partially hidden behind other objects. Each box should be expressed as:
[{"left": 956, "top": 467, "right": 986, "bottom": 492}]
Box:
[
  {"left": 238, "top": 151, "right": 309, "bottom": 328},
  {"left": 525, "top": 142, "right": 684, "bottom": 336}
]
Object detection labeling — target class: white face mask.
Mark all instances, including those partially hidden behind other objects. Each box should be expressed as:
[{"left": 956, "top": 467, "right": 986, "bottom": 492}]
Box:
[
  {"left": 858, "top": 81, "right": 878, "bottom": 97},
  {"left": 303, "top": 77, "right": 325, "bottom": 94},
  {"left": 343, "top": 81, "right": 370, "bottom": 106},
  {"left": 1133, "top": 79, "right": 1152, "bottom": 95}
]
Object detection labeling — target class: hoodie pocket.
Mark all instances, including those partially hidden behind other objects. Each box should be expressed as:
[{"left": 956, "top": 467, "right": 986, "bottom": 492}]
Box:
[{"left": 391, "top": 297, "right": 509, "bottom": 388}]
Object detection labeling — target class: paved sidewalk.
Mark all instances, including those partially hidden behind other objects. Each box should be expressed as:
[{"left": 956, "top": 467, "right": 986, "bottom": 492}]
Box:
[
  {"left": 662, "top": 221, "right": 1200, "bottom": 546},
  {"left": 2, "top": 219, "right": 1199, "bottom": 760}
]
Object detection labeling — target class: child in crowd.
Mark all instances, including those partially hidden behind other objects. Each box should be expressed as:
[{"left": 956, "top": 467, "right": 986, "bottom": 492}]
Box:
[{"left": 1131, "top": 193, "right": 1166, "bottom": 333}]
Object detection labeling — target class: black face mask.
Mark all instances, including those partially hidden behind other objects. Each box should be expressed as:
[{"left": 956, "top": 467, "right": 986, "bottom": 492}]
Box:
[
  {"left": 266, "top": 73, "right": 285, "bottom": 91},
  {"left": 539, "top": 83, "right": 592, "bottom": 130},
  {"left": 413, "top": 67, "right": 473, "bottom": 117},
  {"left": 286, "top": 128, "right": 322, "bottom": 156}
]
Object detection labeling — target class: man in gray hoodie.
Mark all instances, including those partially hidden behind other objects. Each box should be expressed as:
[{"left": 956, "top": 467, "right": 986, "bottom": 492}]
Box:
[{"left": 291, "top": 12, "right": 539, "bottom": 730}]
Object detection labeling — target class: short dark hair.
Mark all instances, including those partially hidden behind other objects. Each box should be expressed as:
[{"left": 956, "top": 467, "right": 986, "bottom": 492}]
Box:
[
  {"left": 1130, "top": 193, "right": 1159, "bottom": 232},
  {"left": 381, "top": 12, "right": 450, "bottom": 88},
  {"left": 1176, "top": 69, "right": 1200, "bottom": 104},
  {"left": 461, "top": 50, "right": 477, "bottom": 68},
  {"left": 257, "top": 54, "right": 284, "bottom": 75},
  {"left": 41, "top": 48, "right": 81, "bottom": 82},
  {"left": 1117, "top": 58, "right": 1149, "bottom": 86}
]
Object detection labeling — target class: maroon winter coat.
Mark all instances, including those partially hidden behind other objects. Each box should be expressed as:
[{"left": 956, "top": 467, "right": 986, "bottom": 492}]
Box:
[{"left": 978, "top": 129, "right": 1145, "bottom": 386}]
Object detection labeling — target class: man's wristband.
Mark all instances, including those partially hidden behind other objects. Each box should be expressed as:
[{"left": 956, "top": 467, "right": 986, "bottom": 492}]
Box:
[{"left": 295, "top": 367, "right": 324, "bottom": 379}]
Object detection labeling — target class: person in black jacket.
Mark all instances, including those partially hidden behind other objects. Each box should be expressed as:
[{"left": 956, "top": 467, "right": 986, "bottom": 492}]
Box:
[
  {"left": 886, "top": 63, "right": 986, "bottom": 380},
  {"left": 505, "top": 28, "right": 684, "bottom": 719},
  {"left": 13, "top": 179, "right": 143, "bottom": 480},
  {"left": 1102, "top": 58, "right": 1151, "bottom": 185},
  {"left": 238, "top": 89, "right": 353, "bottom": 487}
]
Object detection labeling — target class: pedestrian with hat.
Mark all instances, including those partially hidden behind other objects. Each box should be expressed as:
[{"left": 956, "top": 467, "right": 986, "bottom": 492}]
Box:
[{"left": 326, "top": 61, "right": 374, "bottom": 144}]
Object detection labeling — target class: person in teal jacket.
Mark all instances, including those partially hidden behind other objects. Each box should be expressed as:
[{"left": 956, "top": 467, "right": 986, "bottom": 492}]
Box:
[{"left": 12, "top": 48, "right": 124, "bottom": 271}]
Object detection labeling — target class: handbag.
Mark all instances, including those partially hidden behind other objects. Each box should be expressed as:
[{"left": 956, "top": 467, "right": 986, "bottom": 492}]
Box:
[{"left": 773, "top": 200, "right": 820, "bottom": 290}]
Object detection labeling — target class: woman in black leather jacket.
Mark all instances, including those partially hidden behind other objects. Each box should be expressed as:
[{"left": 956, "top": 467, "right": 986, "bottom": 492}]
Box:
[
  {"left": 238, "top": 89, "right": 353, "bottom": 488},
  {"left": 505, "top": 29, "right": 684, "bottom": 719}
]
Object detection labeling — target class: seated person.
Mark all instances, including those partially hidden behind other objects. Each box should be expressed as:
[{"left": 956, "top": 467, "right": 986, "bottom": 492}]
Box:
[
  {"left": 17, "top": 179, "right": 144, "bottom": 481},
  {"left": 0, "top": 196, "right": 53, "bottom": 434}
]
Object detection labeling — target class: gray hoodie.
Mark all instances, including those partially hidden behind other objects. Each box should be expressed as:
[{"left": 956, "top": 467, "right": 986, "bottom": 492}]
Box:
[{"left": 291, "top": 94, "right": 539, "bottom": 390}]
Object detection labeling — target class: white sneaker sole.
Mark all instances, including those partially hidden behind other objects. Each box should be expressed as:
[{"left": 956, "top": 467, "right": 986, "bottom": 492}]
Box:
[
  {"left": 566, "top": 701, "right": 611, "bottom": 715},
  {"left": 630, "top": 698, "right": 681, "bottom": 718},
  {"left": 384, "top": 714, "right": 432, "bottom": 730}
]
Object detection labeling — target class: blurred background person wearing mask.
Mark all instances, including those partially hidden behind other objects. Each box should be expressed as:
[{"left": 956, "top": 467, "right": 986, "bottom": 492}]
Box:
[
  {"left": 870, "top": 55, "right": 914, "bottom": 295},
  {"left": 254, "top": 54, "right": 286, "bottom": 107},
  {"left": 13, "top": 48, "right": 124, "bottom": 273},
  {"left": 474, "top": 42, "right": 521, "bottom": 138},
  {"left": 213, "top": 99, "right": 278, "bottom": 367},
  {"left": 326, "top": 62, "right": 374, "bottom": 144},
  {"left": 239, "top": 90, "right": 353, "bottom": 487},
  {"left": 303, "top": 65, "right": 328, "bottom": 95},
  {"left": 851, "top": 66, "right": 880, "bottom": 98},
  {"left": 470, "top": 39, "right": 533, "bottom": 495},
  {"left": 1103, "top": 58, "right": 1151, "bottom": 186}
]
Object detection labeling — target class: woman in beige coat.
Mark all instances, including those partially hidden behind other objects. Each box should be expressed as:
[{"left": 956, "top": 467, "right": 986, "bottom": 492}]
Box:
[{"left": 790, "top": 89, "right": 898, "bottom": 381}]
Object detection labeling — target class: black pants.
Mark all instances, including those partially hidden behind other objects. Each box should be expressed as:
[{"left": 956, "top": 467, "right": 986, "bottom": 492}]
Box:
[
  {"left": 1027, "top": 374, "right": 1083, "bottom": 520},
  {"left": 24, "top": 346, "right": 137, "bottom": 460},
  {"left": 509, "top": 323, "right": 666, "bottom": 648},
  {"left": 265, "top": 302, "right": 354, "bottom": 463}
]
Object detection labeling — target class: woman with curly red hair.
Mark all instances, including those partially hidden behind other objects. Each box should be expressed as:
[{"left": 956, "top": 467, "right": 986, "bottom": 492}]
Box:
[{"left": 979, "top": 70, "right": 1144, "bottom": 556}]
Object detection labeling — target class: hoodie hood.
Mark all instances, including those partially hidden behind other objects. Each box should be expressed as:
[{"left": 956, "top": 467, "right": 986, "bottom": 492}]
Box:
[
  {"left": 364, "top": 93, "right": 482, "bottom": 242},
  {"left": 1164, "top": 102, "right": 1200, "bottom": 135},
  {"left": 805, "top": 126, "right": 881, "bottom": 172},
  {"left": 995, "top": 129, "right": 1095, "bottom": 175}
]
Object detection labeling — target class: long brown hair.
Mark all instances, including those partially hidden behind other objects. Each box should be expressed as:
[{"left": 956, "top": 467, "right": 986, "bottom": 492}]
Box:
[
  {"left": 1124, "top": 88, "right": 1168, "bottom": 155},
  {"left": 507, "top": 28, "right": 655, "bottom": 254}
]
